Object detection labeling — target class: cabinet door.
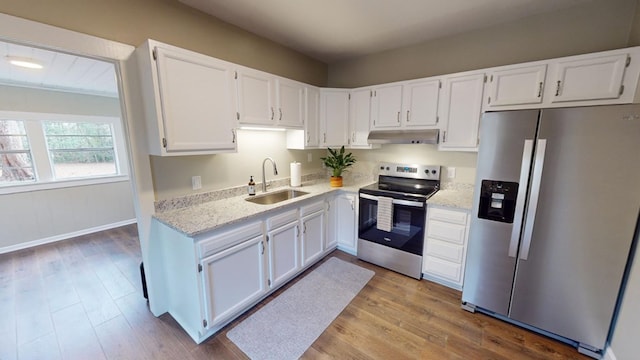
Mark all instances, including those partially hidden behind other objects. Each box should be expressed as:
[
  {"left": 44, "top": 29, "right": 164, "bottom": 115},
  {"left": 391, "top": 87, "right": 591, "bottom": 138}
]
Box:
[
  {"left": 301, "top": 211, "right": 325, "bottom": 266},
  {"left": 439, "top": 73, "right": 485, "bottom": 151},
  {"left": 200, "top": 235, "right": 267, "bottom": 328},
  {"left": 236, "top": 68, "right": 275, "bottom": 126},
  {"left": 155, "top": 46, "right": 236, "bottom": 152},
  {"left": 320, "top": 89, "right": 350, "bottom": 147},
  {"left": 276, "top": 78, "right": 304, "bottom": 128},
  {"left": 402, "top": 79, "right": 441, "bottom": 128},
  {"left": 371, "top": 84, "right": 402, "bottom": 129},
  {"left": 486, "top": 64, "right": 546, "bottom": 107},
  {"left": 267, "top": 221, "right": 300, "bottom": 288},
  {"left": 335, "top": 194, "right": 357, "bottom": 255},
  {"left": 349, "top": 88, "right": 373, "bottom": 147},
  {"left": 551, "top": 54, "right": 628, "bottom": 103},
  {"left": 305, "top": 86, "right": 320, "bottom": 147}
]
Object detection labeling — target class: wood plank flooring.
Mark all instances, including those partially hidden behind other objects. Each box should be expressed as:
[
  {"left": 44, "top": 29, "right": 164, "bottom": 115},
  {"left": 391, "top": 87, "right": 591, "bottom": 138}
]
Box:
[{"left": 0, "top": 224, "right": 590, "bottom": 359}]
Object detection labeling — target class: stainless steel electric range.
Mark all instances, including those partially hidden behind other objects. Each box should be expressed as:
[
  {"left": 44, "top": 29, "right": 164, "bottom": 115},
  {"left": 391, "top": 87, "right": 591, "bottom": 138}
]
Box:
[{"left": 357, "top": 162, "right": 441, "bottom": 279}]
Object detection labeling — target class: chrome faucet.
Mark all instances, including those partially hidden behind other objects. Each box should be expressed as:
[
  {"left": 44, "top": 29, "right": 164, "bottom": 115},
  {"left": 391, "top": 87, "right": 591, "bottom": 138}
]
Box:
[{"left": 262, "top": 157, "right": 278, "bottom": 192}]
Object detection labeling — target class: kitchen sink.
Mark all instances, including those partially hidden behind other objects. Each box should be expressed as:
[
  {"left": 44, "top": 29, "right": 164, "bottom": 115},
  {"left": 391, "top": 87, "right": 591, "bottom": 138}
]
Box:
[{"left": 245, "top": 189, "right": 309, "bottom": 205}]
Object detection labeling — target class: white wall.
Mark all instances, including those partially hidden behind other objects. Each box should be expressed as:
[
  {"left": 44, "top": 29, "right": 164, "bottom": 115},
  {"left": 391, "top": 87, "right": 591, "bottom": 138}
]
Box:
[
  {"left": 0, "top": 181, "right": 135, "bottom": 250},
  {"left": 0, "top": 83, "right": 135, "bottom": 252}
]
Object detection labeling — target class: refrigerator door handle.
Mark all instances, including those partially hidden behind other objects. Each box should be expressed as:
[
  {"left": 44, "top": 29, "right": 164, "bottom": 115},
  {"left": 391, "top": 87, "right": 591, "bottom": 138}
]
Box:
[
  {"left": 520, "top": 139, "right": 547, "bottom": 260},
  {"left": 508, "top": 139, "right": 534, "bottom": 257}
]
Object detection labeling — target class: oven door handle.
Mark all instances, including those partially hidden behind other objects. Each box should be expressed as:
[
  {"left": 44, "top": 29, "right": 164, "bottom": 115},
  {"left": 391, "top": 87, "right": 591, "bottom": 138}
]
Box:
[{"left": 359, "top": 193, "right": 425, "bottom": 208}]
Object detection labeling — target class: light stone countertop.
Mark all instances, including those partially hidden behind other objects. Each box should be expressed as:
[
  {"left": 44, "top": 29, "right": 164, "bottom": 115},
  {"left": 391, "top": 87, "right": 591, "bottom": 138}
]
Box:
[
  {"left": 427, "top": 183, "right": 475, "bottom": 210},
  {"left": 153, "top": 180, "right": 372, "bottom": 237}
]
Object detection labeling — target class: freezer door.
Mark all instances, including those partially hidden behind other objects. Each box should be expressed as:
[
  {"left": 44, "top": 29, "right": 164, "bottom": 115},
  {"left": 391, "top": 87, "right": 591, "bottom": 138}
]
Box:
[
  {"left": 462, "top": 110, "right": 539, "bottom": 315},
  {"left": 509, "top": 105, "right": 640, "bottom": 350}
]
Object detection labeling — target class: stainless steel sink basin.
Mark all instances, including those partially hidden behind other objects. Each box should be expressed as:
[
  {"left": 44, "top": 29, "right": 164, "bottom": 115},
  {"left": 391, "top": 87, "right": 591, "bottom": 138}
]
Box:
[{"left": 245, "top": 189, "right": 309, "bottom": 205}]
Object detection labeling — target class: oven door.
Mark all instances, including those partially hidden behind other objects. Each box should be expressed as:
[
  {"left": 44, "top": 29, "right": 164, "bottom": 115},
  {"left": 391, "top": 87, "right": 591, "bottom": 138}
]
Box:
[{"left": 358, "top": 193, "right": 426, "bottom": 256}]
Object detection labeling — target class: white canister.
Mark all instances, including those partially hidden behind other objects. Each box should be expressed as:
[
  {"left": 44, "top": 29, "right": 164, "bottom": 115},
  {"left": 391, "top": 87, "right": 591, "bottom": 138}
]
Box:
[{"left": 290, "top": 162, "right": 302, "bottom": 187}]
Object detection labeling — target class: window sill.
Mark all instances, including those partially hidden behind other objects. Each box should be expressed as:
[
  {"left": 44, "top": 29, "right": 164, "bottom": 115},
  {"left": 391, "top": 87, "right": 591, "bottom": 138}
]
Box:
[{"left": 0, "top": 175, "right": 130, "bottom": 195}]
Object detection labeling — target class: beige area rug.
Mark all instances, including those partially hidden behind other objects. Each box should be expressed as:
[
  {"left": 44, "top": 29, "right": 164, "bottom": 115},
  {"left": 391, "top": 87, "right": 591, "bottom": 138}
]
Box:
[{"left": 226, "top": 257, "right": 375, "bottom": 360}]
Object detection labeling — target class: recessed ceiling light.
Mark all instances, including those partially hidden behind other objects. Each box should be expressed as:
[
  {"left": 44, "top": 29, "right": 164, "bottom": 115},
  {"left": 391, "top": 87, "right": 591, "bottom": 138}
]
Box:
[{"left": 6, "top": 56, "right": 43, "bottom": 69}]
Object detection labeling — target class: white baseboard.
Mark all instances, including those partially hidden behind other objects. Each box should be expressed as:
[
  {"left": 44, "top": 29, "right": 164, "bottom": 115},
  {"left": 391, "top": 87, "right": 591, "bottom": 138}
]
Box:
[
  {"left": 604, "top": 346, "right": 617, "bottom": 360},
  {"left": 0, "top": 218, "right": 137, "bottom": 254}
]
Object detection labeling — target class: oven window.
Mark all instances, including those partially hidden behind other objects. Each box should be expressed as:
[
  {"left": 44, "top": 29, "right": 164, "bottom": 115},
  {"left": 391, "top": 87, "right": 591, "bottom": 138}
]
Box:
[{"left": 358, "top": 197, "right": 426, "bottom": 255}]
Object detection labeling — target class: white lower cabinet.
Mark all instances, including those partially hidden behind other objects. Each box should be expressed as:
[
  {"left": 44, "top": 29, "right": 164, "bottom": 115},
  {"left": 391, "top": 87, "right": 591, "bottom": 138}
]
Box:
[
  {"left": 301, "top": 202, "right": 326, "bottom": 266},
  {"left": 267, "top": 209, "right": 301, "bottom": 289},
  {"left": 422, "top": 206, "right": 470, "bottom": 290},
  {"left": 200, "top": 233, "right": 267, "bottom": 329},
  {"left": 329, "top": 193, "right": 357, "bottom": 255}
]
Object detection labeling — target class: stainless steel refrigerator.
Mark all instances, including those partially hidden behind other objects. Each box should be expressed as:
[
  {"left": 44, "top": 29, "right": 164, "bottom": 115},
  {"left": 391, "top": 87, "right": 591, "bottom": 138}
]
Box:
[{"left": 461, "top": 105, "right": 640, "bottom": 358}]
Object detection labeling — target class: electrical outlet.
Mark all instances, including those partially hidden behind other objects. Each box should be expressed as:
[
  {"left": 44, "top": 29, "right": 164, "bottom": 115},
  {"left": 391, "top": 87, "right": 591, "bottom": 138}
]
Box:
[
  {"left": 192, "top": 176, "right": 202, "bottom": 190},
  {"left": 447, "top": 167, "right": 456, "bottom": 179},
  {"left": 307, "top": 153, "right": 312, "bottom": 162}
]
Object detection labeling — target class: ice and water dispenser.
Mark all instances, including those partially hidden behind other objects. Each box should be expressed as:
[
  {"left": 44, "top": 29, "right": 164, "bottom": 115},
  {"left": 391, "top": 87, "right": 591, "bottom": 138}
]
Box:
[{"left": 478, "top": 180, "right": 519, "bottom": 223}]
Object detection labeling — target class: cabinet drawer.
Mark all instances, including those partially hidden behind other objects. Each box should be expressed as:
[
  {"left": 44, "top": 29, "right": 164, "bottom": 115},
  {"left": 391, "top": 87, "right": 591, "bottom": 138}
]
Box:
[
  {"left": 425, "top": 238, "right": 464, "bottom": 263},
  {"left": 428, "top": 207, "right": 468, "bottom": 225},
  {"left": 267, "top": 209, "right": 298, "bottom": 230},
  {"left": 197, "top": 221, "right": 263, "bottom": 258},
  {"left": 300, "top": 200, "right": 325, "bottom": 217},
  {"left": 427, "top": 220, "right": 466, "bottom": 245},
  {"left": 424, "top": 255, "right": 462, "bottom": 283}
]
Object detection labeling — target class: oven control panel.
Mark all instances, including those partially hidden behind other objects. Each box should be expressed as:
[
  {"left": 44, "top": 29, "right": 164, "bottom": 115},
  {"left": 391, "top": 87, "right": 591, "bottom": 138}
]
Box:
[{"left": 378, "top": 162, "right": 441, "bottom": 180}]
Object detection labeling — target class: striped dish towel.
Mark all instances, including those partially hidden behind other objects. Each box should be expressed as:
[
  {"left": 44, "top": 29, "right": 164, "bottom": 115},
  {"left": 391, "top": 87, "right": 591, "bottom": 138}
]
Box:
[{"left": 376, "top": 196, "right": 393, "bottom": 232}]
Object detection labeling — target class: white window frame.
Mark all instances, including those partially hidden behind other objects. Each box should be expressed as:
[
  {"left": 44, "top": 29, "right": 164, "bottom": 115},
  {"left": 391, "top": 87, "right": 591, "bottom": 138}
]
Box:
[{"left": 0, "top": 111, "right": 129, "bottom": 195}]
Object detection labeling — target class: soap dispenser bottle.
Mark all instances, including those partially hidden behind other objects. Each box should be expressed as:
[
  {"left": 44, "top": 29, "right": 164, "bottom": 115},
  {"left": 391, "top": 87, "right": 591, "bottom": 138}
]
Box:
[{"left": 248, "top": 176, "right": 256, "bottom": 196}]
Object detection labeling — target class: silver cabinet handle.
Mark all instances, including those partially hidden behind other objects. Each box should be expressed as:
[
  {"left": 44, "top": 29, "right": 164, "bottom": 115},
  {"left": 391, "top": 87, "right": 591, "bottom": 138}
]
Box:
[
  {"left": 296, "top": 225, "right": 300, "bottom": 238},
  {"left": 537, "top": 82, "right": 543, "bottom": 98},
  {"left": 279, "top": 108, "right": 282, "bottom": 121},
  {"left": 442, "top": 130, "right": 447, "bottom": 143},
  {"left": 520, "top": 139, "right": 547, "bottom": 260},
  {"left": 323, "top": 133, "right": 326, "bottom": 143},
  {"left": 271, "top": 107, "right": 274, "bottom": 120},
  {"left": 306, "top": 132, "right": 310, "bottom": 144},
  {"left": 508, "top": 140, "right": 534, "bottom": 257},
  {"left": 303, "top": 223, "right": 307, "bottom": 234},
  {"left": 352, "top": 132, "right": 355, "bottom": 142},
  {"left": 261, "top": 240, "right": 265, "bottom": 255},
  {"left": 406, "top": 110, "right": 410, "bottom": 122},
  {"left": 397, "top": 111, "right": 400, "bottom": 123},
  {"left": 555, "top": 81, "right": 561, "bottom": 96},
  {"left": 231, "top": 129, "right": 236, "bottom": 143}
]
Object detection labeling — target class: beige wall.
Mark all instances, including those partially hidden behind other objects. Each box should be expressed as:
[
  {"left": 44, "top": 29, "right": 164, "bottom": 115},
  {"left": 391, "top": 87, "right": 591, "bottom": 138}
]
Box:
[
  {"left": 0, "top": 0, "right": 327, "bottom": 86},
  {"left": 328, "top": 0, "right": 637, "bottom": 87},
  {"left": 151, "top": 130, "right": 327, "bottom": 200}
]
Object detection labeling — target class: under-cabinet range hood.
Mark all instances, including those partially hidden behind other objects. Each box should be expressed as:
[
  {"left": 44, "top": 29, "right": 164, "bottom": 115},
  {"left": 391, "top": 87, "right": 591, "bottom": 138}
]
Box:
[{"left": 367, "top": 129, "right": 439, "bottom": 144}]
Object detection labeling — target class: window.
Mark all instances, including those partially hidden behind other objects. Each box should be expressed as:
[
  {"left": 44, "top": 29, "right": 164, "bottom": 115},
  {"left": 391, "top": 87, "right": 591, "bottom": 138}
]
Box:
[
  {"left": 0, "top": 120, "right": 35, "bottom": 183},
  {"left": 0, "top": 112, "right": 128, "bottom": 192},
  {"left": 44, "top": 121, "right": 117, "bottom": 179}
]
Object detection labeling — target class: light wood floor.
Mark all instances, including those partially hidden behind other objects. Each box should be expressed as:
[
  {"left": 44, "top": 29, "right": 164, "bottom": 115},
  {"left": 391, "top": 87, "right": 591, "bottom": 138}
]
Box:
[{"left": 0, "top": 224, "right": 590, "bottom": 359}]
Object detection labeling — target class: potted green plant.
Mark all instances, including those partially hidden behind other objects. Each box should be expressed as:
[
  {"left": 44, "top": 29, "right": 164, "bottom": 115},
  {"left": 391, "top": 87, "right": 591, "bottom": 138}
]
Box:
[{"left": 320, "top": 146, "right": 356, "bottom": 187}]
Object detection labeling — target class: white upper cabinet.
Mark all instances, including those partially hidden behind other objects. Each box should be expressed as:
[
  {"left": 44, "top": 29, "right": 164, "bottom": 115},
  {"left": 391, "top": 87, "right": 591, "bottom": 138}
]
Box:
[
  {"left": 349, "top": 88, "right": 374, "bottom": 147},
  {"left": 136, "top": 40, "right": 237, "bottom": 156},
  {"left": 371, "top": 84, "right": 403, "bottom": 128},
  {"left": 236, "top": 67, "right": 303, "bottom": 129},
  {"left": 439, "top": 71, "right": 485, "bottom": 151},
  {"left": 550, "top": 53, "right": 628, "bottom": 103},
  {"left": 402, "top": 78, "right": 441, "bottom": 128},
  {"left": 320, "top": 88, "right": 350, "bottom": 147},
  {"left": 275, "top": 78, "right": 304, "bottom": 128},
  {"left": 235, "top": 67, "right": 275, "bottom": 127},
  {"left": 485, "top": 64, "right": 546, "bottom": 108},
  {"left": 286, "top": 86, "right": 320, "bottom": 149}
]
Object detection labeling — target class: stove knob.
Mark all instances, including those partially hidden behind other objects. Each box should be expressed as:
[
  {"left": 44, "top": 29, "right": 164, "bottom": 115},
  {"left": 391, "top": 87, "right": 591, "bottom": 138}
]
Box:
[
  {"left": 385, "top": 167, "right": 390, "bottom": 170},
  {"left": 380, "top": 166, "right": 384, "bottom": 170},
  {"left": 424, "top": 170, "right": 429, "bottom": 174},
  {"left": 431, "top": 170, "right": 437, "bottom": 174}
]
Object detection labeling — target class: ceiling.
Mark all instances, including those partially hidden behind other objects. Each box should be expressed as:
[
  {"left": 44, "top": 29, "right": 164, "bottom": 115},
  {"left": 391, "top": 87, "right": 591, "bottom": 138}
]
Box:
[
  {"left": 179, "top": 0, "right": 593, "bottom": 63},
  {"left": 0, "top": 40, "right": 119, "bottom": 97}
]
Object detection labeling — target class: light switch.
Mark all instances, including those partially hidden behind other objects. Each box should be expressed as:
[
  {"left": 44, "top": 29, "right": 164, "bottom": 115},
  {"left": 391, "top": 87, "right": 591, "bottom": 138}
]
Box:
[{"left": 192, "top": 176, "right": 202, "bottom": 190}]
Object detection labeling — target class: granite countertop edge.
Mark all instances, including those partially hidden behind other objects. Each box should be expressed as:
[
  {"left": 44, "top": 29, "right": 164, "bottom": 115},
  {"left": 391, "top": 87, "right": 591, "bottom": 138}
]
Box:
[
  {"left": 153, "top": 180, "right": 373, "bottom": 237},
  {"left": 427, "top": 185, "right": 475, "bottom": 211}
]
